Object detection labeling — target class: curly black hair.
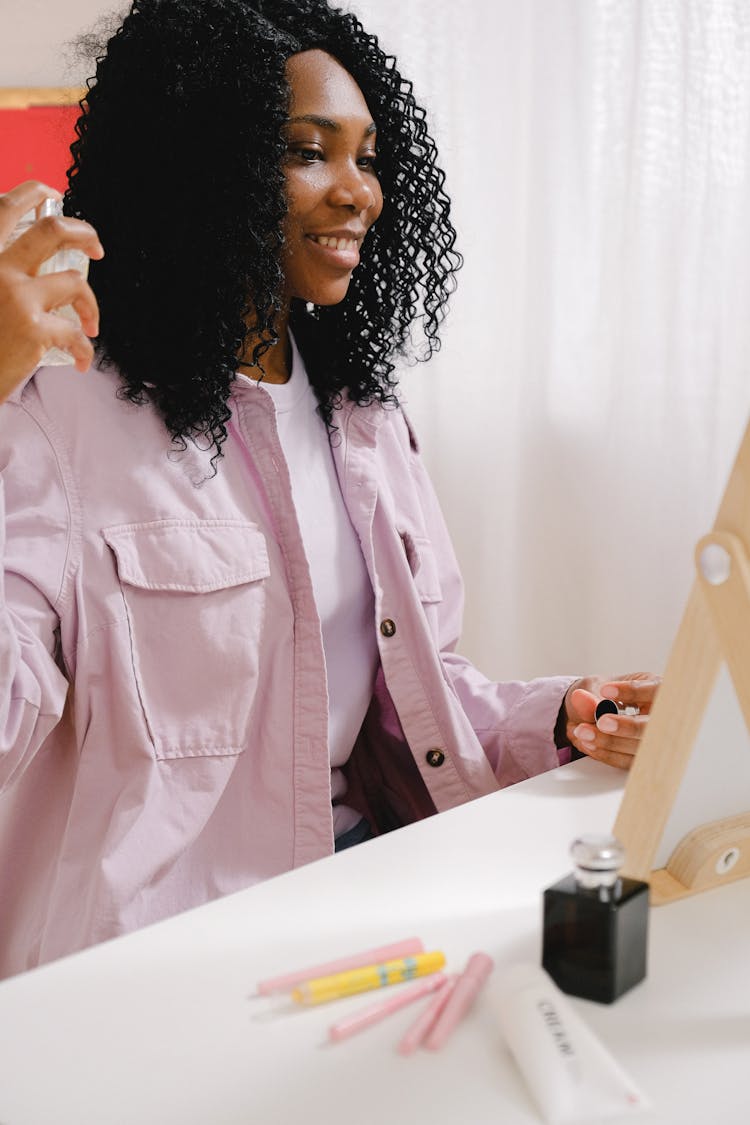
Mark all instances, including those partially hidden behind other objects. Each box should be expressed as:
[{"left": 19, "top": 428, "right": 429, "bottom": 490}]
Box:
[{"left": 66, "top": 0, "right": 461, "bottom": 461}]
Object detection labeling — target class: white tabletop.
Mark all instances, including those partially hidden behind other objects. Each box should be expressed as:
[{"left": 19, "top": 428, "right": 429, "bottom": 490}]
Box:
[{"left": 0, "top": 757, "right": 748, "bottom": 1125}]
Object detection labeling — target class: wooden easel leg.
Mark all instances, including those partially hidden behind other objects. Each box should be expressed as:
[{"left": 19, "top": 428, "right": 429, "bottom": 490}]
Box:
[
  {"left": 614, "top": 420, "right": 750, "bottom": 901},
  {"left": 613, "top": 583, "right": 721, "bottom": 882},
  {"left": 696, "top": 530, "right": 750, "bottom": 737}
]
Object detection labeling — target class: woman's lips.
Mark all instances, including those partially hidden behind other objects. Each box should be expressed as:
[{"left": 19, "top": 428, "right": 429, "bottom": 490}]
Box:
[{"left": 305, "top": 233, "right": 360, "bottom": 269}]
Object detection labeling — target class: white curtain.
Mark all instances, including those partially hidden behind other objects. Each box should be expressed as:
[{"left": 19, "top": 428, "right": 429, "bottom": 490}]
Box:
[{"left": 352, "top": 0, "right": 750, "bottom": 682}]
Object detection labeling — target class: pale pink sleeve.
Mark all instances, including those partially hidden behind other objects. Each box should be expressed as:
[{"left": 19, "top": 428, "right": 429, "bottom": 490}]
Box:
[
  {"left": 0, "top": 399, "right": 70, "bottom": 791},
  {"left": 405, "top": 416, "right": 575, "bottom": 785}
]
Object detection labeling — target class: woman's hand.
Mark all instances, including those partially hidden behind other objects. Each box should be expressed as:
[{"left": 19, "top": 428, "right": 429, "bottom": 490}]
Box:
[
  {"left": 0, "top": 181, "right": 104, "bottom": 402},
  {"left": 562, "top": 672, "right": 660, "bottom": 770}
]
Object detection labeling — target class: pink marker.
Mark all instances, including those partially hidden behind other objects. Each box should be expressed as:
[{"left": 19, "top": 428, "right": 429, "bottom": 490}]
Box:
[
  {"left": 328, "top": 973, "right": 447, "bottom": 1044},
  {"left": 256, "top": 938, "right": 424, "bottom": 996},
  {"left": 397, "top": 975, "right": 457, "bottom": 1056},
  {"left": 424, "top": 951, "right": 494, "bottom": 1050}
]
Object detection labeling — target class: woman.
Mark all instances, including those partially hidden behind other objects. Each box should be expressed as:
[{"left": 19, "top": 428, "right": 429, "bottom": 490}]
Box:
[{"left": 0, "top": 0, "right": 657, "bottom": 977}]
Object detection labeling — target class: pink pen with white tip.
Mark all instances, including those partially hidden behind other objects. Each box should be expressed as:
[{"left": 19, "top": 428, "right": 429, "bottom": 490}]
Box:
[
  {"left": 424, "top": 951, "right": 494, "bottom": 1050},
  {"left": 397, "top": 975, "right": 457, "bottom": 1056},
  {"left": 328, "top": 974, "right": 447, "bottom": 1043},
  {"left": 256, "top": 938, "right": 424, "bottom": 996}
]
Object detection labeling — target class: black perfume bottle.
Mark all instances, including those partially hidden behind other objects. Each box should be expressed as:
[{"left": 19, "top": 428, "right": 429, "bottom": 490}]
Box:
[{"left": 542, "top": 834, "right": 649, "bottom": 1004}]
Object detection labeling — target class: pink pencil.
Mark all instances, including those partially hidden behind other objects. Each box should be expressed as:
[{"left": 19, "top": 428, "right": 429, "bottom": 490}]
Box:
[
  {"left": 328, "top": 974, "right": 447, "bottom": 1043},
  {"left": 424, "top": 951, "right": 494, "bottom": 1050},
  {"left": 397, "top": 975, "right": 457, "bottom": 1056},
  {"left": 256, "top": 938, "right": 425, "bottom": 996}
]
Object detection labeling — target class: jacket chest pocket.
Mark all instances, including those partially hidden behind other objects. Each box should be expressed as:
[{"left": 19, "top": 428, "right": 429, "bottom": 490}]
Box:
[
  {"left": 102, "top": 519, "right": 270, "bottom": 760},
  {"left": 400, "top": 530, "right": 443, "bottom": 604}
]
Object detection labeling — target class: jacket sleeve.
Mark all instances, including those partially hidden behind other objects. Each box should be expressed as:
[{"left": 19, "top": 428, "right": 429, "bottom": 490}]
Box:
[
  {"left": 0, "top": 397, "right": 71, "bottom": 792},
  {"left": 405, "top": 417, "right": 575, "bottom": 786}
]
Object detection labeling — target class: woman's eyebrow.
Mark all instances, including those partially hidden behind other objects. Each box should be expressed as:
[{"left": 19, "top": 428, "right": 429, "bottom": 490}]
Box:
[{"left": 286, "top": 114, "right": 377, "bottom": 137}]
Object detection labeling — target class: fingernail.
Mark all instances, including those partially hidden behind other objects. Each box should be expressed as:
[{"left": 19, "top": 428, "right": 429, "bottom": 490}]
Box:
[
  {"left": 597, "top": 716, "right": 617, "bottom": 733},
  {"left": 574, "top": 725, "right": 596, "bottom": 743},
  {"left": 600, "top": 684, "right": 618, "bottom": 698}
]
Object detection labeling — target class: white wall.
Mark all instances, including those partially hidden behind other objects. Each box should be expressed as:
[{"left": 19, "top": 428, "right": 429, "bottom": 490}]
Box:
[{"left": 0, "top": 0, "right": 119, "bottom": 85}]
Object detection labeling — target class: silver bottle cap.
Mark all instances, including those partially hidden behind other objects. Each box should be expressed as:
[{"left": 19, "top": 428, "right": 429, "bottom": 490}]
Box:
[{"left": 571, "top": 834, "right": 625, "bottom": 889}]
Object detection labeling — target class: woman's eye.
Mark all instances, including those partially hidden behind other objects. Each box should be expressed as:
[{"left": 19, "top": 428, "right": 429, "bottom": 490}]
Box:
[
  {"left": 289, "top": 146, "right": 323, "bottom": 163},
  {"left": 357, "top": 154, "right": 378, "bottom": 170}
]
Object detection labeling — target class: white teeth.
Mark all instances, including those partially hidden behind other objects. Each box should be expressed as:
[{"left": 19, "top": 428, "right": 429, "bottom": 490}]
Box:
[{"left": 312, "top": 235, "right": 357, "bottom": 250}]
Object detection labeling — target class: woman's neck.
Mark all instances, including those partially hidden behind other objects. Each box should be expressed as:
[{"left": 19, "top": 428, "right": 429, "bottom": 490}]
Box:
[{"left": 238, "top": 309, "right": 292, "bottom": 384}]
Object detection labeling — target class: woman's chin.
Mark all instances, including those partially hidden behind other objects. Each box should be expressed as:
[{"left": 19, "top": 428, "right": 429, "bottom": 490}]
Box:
[{"left": 296, "top": 279, "right": 354, "bottom": 308}]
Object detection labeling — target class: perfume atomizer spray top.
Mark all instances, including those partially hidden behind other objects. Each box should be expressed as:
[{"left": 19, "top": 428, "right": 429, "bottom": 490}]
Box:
[
  {"left": 570, "top": 834, "right": 624, "bottom": 894},
  {"left": 541, "top": 833, "right": 650, "bottom": 1004}
]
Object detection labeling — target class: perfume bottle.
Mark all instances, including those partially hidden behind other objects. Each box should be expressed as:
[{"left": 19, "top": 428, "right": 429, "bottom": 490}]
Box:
[
  {"left": 542, "top": 834, "right": 649, "bottom": 1004},
  {"left": 6, "top": 197, "right": 90, "bottom": 367}
]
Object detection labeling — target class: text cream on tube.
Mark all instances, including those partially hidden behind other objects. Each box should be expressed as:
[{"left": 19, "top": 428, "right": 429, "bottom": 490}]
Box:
[{"left": 496, "top": 964, "right": 651, "bottom": 1124}]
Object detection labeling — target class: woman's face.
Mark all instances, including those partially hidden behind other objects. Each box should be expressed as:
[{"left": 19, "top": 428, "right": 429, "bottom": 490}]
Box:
[{"left": 281, "top": 49, "right": 383, "bottom": 306}]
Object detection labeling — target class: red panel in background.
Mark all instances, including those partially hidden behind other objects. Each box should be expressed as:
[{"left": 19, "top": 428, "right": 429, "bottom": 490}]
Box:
[{"left": 0, "top": 105, "right": 80, "bottom": 193}]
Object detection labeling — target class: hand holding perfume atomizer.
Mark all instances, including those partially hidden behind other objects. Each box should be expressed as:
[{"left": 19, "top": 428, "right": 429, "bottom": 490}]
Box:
[{"left": 6, "top": 197, "right": 90, "bottom": 367}]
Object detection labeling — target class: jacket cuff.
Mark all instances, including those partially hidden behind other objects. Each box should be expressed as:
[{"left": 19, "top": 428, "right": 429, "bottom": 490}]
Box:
[{"left": 507, "top": 675, "right": 578, "bottom": 778}]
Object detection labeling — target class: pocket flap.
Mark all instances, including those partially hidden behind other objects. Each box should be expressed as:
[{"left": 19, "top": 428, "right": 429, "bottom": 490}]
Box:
[
  {"left": 102, "top": 519, "right": 270, "bottom": 592},
  {"left": 400, "top": 530, "right": 442, "bottom": 604}
]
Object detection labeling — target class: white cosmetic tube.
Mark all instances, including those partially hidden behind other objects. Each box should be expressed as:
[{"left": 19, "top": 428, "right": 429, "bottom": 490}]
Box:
[{"left": 497, "top": 964, "right": 651, "bottom": 1124}]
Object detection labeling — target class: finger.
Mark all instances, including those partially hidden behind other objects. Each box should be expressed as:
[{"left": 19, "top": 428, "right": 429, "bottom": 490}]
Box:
[
  {"left": 71, "top": 288, "right": 100, "bottom": 338},
  {"left": 36, "top": 271, "right": 99, "bottom": 334},
  {"left": 0, "top": 181, "right": 62, "bottom": 243},
  {"left": 595, "top": 712, "right": 647, "bottom": 738},
  {"left": 577, "top": 743, "right": 635, "bottom": 771},
  {"left": 600, "top": 677, "right": 661, "bottom": 708},
  {"left": 568, "top": 688, "right": 597, "bottom": 723},
  {"left": 4, "top": 214, "right": 104, "bottom": 274},
  {"left": 38, "top": 312, "right": 95, "bottom": 374},
  {"left": 571, "top": 722, "right": 638, "bottom": 760}
]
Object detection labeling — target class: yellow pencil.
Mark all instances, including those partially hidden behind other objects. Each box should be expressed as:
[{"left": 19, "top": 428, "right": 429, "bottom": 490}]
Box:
[{"left": 291, "top": 951, "right": 446, "bottom": 1006}]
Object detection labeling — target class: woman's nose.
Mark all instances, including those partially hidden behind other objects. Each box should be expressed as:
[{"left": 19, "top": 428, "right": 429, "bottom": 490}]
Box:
[{"left": 327, "top": 161, "right": 377, "bottom": 212}]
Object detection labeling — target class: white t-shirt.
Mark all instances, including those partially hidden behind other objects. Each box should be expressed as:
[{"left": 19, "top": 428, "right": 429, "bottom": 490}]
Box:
[{"left": 259, "top": 336, "right": 378, "bottom": 838}]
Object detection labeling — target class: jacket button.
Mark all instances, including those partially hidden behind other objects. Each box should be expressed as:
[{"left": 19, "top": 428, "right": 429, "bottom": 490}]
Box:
[
  {"left": 425, "top": 749, "right": 445, "bottom": 767},
  {"left": 380, "top": 618, "right": 396, "bottom": 638}
]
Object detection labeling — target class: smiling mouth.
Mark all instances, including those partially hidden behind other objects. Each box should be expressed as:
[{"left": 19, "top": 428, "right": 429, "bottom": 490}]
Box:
[
  {"left": 307, "top": 234, "right": 360, "bottom": 251},
  {"left": 305, "top": 234, "right": 361, "bottom": 268}
]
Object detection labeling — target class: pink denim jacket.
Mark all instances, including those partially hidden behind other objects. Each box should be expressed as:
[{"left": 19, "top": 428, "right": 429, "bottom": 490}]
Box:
[{"left": 0, "top": 364, "right": 572, "bottom": 976}]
